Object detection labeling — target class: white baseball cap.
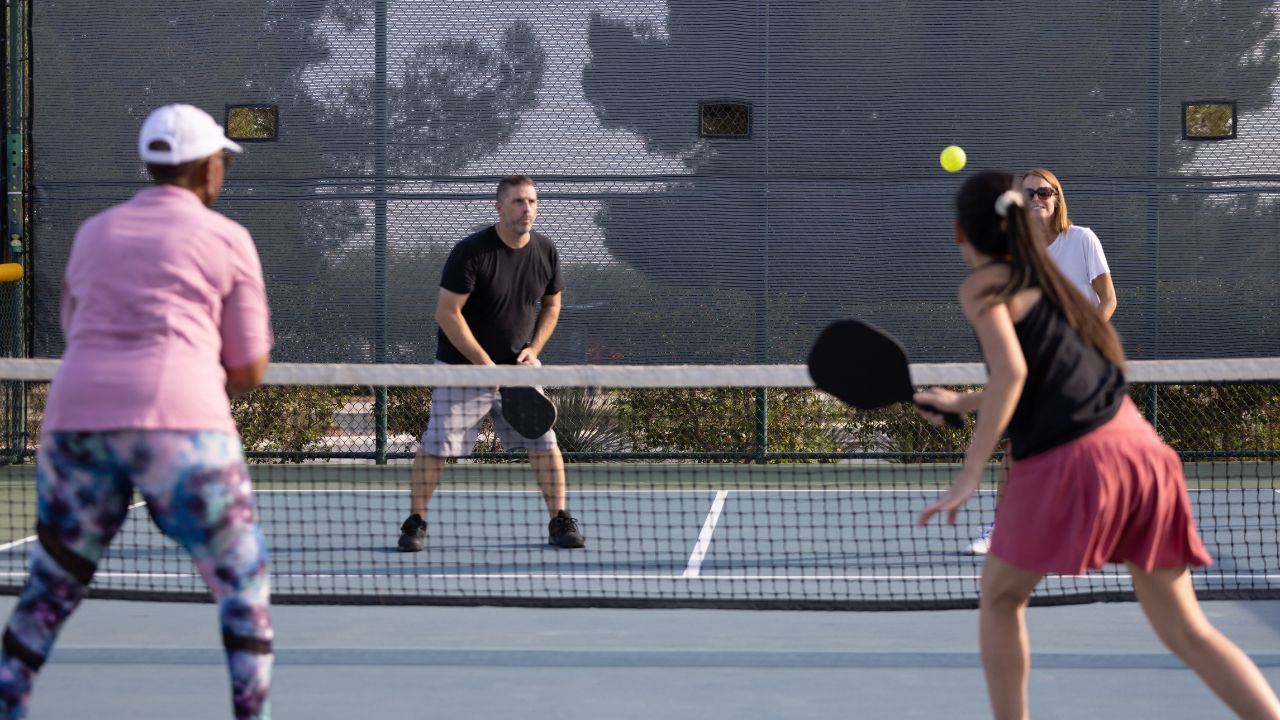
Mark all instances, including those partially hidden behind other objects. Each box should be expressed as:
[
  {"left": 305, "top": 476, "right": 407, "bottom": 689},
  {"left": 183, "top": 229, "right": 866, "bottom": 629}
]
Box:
[{"left": 138, "top": 104, "right": 243, "bottom": 165}]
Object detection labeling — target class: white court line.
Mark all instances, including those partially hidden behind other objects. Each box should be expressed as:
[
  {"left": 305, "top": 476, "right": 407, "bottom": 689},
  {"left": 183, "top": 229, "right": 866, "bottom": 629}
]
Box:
[
  {"left": 252, "top": 488, "right": 996, "bottom": 494},
  {"left": 0, "top": 572, "right": 989, "bottom": 581},
  {"left": 0, "top": 500, "right": 146, "bottom": 552},
  {"left": 250, "top": 487, "right": 1258, "bottom": 494},
  {"left": 683, "top": 490, "right": 729, "bottom": 578},
  {"left": 0, "top": 571, "right": 1274, "bottom": 582},
  {"left": 0, "top": 537, "right": 33, "bottom": 552}
]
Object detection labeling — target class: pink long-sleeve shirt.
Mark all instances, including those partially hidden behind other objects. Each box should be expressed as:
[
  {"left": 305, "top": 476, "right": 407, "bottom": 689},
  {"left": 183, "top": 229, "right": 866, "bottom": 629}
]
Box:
[{"left": 44, "top": 185, "right": 273, "bottom": 434}]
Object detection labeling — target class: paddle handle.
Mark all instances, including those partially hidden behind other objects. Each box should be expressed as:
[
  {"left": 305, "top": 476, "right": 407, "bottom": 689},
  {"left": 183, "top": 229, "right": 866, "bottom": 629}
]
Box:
[{"left": 916, "top": 402, "right": 965, "bottom": 429}]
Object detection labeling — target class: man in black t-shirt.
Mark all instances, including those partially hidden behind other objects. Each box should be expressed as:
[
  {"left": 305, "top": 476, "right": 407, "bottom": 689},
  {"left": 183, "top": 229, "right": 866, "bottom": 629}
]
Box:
[{"left": 397, "top": 175, "right": 585, "bottom": 552}]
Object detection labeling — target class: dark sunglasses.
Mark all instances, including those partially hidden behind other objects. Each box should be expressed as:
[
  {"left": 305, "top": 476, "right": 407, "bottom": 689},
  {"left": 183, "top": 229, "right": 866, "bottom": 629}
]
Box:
[{"left": 1024, "top": 187, "right": 1056, "bottom": 200}]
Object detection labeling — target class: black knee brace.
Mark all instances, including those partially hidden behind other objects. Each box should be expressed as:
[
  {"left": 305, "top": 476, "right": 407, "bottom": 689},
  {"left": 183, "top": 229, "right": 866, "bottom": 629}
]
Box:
[
  {"left": 2, "top": 629, "right": 45, "bottom": 671},
  {"left": 223, "top": 631, "right": 272, "bottom": 655},
  {"left": 35, "top": 523, "right": 97, "bottom": 587}
]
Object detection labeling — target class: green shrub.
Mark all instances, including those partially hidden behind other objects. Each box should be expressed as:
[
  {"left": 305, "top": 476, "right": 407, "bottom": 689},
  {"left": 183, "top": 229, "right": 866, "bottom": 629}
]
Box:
[
  {"left": 18, "top": 377, "right": 1276, "bottom": 463},
  {"left": 26, "top": 384, "right": 47, "bottom": 442},
  {"left": 614, "top": 386, "right": 974, "bottom": 461},
  {"left": 615, "top": 387, "right": 755, "bottom": 456},
  {"left": 387, "top": 386, "right": 432, "bottom": 436},
  {"left": 549, "top": 387, "right": 628, "bottom": 454},
  {"left": 231, "top": 385, "right": 351, "bottom": 461},
  {"left": 0, "top": 382, "right": 46, "bottom": 458},
  {"left": 614, "top": 387, "right": 846, "bottom": 459},
  {"left": 1132, "top": 382, "right": 1280, "bottom": 452},
  {"left": 830, "top": 397, "right": 974, "bottom": 459}
]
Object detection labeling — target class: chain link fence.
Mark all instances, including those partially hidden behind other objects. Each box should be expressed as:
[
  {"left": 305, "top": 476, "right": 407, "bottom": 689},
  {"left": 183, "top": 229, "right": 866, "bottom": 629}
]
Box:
[
  {"left": 209, "top": 378, "right": 1280, "bottom": 464},
  {"left": 11, "top": 2, "right": 1280, "bottom": 461}
]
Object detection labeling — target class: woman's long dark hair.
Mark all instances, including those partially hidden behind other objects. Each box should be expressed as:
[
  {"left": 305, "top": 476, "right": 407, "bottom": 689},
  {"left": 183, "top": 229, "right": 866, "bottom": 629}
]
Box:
[{"left": 956, "top": 171, "right": 1125, "bottom": 368}]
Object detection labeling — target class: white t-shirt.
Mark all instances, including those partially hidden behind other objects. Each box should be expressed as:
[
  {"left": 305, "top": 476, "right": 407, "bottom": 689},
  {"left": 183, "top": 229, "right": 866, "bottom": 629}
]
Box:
[{"left": 1046, "top": 225, "right": 1110, "bottom": 306}]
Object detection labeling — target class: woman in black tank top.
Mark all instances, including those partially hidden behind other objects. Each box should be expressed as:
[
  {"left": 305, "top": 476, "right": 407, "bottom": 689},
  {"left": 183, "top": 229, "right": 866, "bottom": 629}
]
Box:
[{"left": 910, "top": 171, "right": 1279, "bottom": 719}]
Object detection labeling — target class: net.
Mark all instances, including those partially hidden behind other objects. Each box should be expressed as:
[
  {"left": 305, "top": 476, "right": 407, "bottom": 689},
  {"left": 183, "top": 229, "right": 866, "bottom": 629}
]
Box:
[{"left": 0, "top": 358, "right": 1276, "bottom": 610}]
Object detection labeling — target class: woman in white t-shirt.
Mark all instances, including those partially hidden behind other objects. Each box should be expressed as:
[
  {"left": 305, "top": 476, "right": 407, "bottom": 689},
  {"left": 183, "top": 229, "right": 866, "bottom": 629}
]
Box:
[{"left": 964, "top": 167, "right": 1118, "bottom": 555}]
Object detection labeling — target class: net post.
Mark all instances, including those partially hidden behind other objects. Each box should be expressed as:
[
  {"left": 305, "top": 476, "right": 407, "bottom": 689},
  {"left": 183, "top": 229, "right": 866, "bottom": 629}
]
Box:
[{"left": 754, "top": 386, "right": 767, "bottom": 464}]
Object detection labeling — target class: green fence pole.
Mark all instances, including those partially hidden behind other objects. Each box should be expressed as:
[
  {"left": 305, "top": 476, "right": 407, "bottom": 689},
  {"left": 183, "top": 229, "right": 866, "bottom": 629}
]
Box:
[
  {"left": 372, "top": 0, "right": 388, "bottom": 465},
  {"left": 754, "top": 387, "right": 767, "bottom": 464},
  {"left": 374, "top": 387, "right": 388, "bottom": 464},
  {"left": 6, "top": 0, "right": 29, "bottom": 462},
  {"left": 7, "top": 239, "right": 22, "bottom": 461}
]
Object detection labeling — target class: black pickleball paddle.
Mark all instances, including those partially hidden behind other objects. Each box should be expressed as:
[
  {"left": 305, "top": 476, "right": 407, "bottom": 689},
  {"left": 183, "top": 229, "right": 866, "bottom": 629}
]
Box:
[
  {"left": 808, "top": 319, "right": 965, "bottom": 429},
  {"left": 499, "top": 385, "right": 558, "bottom": 439}
]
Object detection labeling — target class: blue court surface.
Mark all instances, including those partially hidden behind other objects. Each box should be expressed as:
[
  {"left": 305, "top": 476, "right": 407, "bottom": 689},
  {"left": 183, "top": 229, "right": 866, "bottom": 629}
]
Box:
[
  {"left": 4, "top": 597, "right": 1279, "bottom": 719},
  {"left": 0, "top": 462, "right": 1274, "bottom": 609},
  {"left": 0, "top": 462, "right": 1275, "bottom": 717}
]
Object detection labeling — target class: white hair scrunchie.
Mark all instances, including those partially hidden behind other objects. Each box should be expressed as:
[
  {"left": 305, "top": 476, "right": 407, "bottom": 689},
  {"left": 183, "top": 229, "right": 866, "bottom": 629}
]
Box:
[{"left": 994, "top": 189, "right": 1024, "bottom": 218}]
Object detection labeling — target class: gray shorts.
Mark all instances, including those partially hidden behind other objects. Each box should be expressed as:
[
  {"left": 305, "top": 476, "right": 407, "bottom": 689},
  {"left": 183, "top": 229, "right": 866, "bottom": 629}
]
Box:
[{"left": 419, "top": 384, "right": 559, "bottom": 457}]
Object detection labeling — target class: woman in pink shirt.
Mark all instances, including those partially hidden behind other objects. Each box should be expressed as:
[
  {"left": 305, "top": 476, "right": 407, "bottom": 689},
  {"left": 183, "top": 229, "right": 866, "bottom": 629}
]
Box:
[{"left": 0, "top": 105, "right": 274, "bottom": 720}]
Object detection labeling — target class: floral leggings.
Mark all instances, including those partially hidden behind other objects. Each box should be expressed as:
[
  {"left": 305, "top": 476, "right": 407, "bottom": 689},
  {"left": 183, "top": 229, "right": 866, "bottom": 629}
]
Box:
[{"left": 0, "top": 431, "right": 272, "bottom": 719}]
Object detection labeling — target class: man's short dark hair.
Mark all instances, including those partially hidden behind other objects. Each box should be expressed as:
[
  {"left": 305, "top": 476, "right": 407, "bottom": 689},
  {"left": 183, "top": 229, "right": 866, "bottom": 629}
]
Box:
[{"left": 497, "top": 175, "right": 535, "bottom": 201}]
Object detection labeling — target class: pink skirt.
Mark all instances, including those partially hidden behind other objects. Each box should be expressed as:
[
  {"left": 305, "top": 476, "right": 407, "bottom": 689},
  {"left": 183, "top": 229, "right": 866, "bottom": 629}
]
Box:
[{"left": 988, "top": 397, "right": 1213, "bottom": 575}]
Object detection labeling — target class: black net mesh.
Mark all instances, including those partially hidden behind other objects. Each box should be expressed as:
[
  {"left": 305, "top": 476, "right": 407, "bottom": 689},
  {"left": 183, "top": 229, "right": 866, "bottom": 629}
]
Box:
[
  {"left": 0, "top": 360, "right": 1275, "bottom": 609},
  {"left": 26, "top": 1, "right": 1280, "bottom": 363}
]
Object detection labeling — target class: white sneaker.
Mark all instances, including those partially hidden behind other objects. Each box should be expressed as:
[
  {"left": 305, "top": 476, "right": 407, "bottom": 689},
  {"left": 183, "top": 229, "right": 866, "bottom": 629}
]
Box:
[{"left": 963, "top": 524, "right": 993, "bottom": 556}]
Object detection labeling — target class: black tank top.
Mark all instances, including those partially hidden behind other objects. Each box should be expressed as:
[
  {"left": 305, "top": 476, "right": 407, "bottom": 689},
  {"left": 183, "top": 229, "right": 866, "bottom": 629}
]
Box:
[{"left": 1007, "top": 296, "right": 1128, "bottom": 460}]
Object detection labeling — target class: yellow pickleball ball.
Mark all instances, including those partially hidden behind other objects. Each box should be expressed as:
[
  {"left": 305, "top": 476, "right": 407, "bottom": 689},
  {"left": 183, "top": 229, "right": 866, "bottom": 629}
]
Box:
[{"left": 940, "top": 145, "right": 967, "bottom": 173}]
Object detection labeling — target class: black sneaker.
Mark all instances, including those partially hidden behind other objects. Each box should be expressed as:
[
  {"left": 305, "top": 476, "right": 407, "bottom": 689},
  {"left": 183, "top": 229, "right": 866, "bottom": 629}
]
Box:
[
  {"left": 548, "top": 510, "right": 585, "bottom": 549},
  {"left": 398, "top": 513, "right": 426, "bottom": 552}
]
